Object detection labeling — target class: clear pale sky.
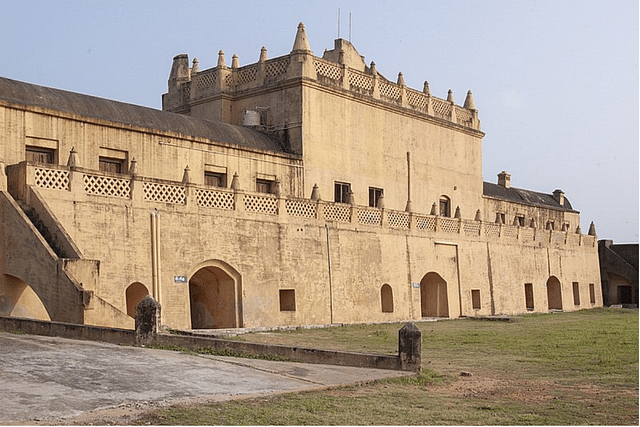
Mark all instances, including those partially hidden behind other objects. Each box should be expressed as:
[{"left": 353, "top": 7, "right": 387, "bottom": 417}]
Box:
[{"left": 1, "top": 0, "right": 637, "bottom": 242}]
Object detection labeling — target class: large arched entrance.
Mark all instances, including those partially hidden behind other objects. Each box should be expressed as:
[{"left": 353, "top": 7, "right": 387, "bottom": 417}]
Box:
[
  {"left": 420, "top": 272, "right": 449, "bottom": 318},
  {"left": 546, "top": 276, "right": 563, "bottom": 310},
  {"left": 188, "top": 260, "right": 242, "bottom": 329},
  {"left": 125, "top": 282, "right": 149, "bottom": 318}
]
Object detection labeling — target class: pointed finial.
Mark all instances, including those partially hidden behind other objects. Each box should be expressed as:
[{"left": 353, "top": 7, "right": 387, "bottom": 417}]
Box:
[
  {"left": 230, "top": 172, "right": 239, "bottom": 190},
  {"left": 474, "top": 209, "right": 482, "bottom": 221},
  {"left": 67, "top": 147, "right": 80, "bottom": 168},
  {"left": 217, "top": 50, "right": 226, "bottom": 68},
  {"left": 292, "top": 22, "right": 311, "bottom": 52},
  {"left": 588, "top": 221, "right": 597, "bottom": 236},
  {"left": 447, "top": 89, "right": 454, "bottom": 103},
  {"left": 430, "top": 203, "right": 437, "bottom": 216},
  {"left": 129, "top": 157, "right": 137, "bottom": 176},
  {"left": 495, "top": 213, "right": 503, "bottom": 224},
  {"left": 513, "top": 215, "right": 520, "bottom": 226},
  {"left": 192, "top": 58, "right": 199, "bottom": 75},
  {"left": 575, "top": 225, "right": 582, "bottom": 234},
  {"left": 423, "top": 81, "right": 430, "bottom": 96},
  {"left": 454, "top": 206, "right": 461, "bottom": 219},
  {"left": 231, "top": 54, "right": 239, "bottom": 69},
  {"left": 259, "top": 46, "right": 268, "bottom": 62},
  {"left": 397, "top": 72, "right": 405, "bottom": 86},
  {"left": 310, "top": 184, "right": 321, "bottom": 200},
  {"left": 370, "top": 61, "right": 377, "bottom": 76},
  {"left": 377, "top": 193, "right": 385, "bottom": 209},
  {"left": 182, "top": 165, "right": 191, "bottom": 184},
  {"left": 530, "top": 218, "right": 537, "bottom": 229},
  {"left": 545, "top": 220, "right": 552, "bottom": 230},
  {"left": 463, "top": 90, "right": 476, "bottom": 110}
]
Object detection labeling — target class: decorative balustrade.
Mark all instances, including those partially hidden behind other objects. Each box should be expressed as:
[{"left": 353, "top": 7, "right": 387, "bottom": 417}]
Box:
[
  {"left": 23, "top": 162, "right": 594, "bottom": 248},
  {"left": 34, "top": 167, "right": 69, "bottom": 191},
  {"left": 84, "top": 173, "right": 130, "bottom": 198}
]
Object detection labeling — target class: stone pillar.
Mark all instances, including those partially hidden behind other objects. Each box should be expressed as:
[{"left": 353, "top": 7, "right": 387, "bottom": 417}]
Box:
[
  {"left": 398, "top": 322, "right": 422, "bottom": 372},
  {"left": 135, "top": 295, "right": 161, "bottom": 346}
]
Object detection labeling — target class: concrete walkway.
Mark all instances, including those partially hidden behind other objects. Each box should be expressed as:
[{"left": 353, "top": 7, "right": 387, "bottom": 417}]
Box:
[{"left": 0, "top": 332, "right": 410, "bottom": 424}]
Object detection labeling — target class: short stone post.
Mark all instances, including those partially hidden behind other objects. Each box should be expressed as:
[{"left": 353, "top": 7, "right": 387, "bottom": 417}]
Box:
[
  {"left": 135, "top": 295, "right": 161, "bottom": 346},
  {"left": 398, "top": 322, "right": 422, "bottom": 372}
]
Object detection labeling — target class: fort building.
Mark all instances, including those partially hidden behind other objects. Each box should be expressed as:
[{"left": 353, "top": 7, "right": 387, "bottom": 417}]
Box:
[{"left": 0, "top": 23, "right": 602, "bottom": 330}]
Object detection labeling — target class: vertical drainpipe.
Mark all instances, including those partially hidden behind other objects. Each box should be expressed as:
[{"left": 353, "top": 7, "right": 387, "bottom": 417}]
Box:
[
  {"left": 325, "top": 224, "right": 334, "bottom": 324},
  {"left": 150, "top": 210, "right": 161, "bottom": 322}
]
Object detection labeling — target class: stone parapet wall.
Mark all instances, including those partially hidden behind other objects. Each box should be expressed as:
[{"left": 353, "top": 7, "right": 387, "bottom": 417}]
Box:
[{"left": 10, "top": 161, "right": 596, "bottom": 250}]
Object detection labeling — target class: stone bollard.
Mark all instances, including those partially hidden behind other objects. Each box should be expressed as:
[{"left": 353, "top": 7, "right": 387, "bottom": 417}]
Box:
[
  {"left": 135, "top": 295, "right": 161, "bottom": 346},
  {"left": 398, "top": 322, "right": 422, "bottom": 372}
]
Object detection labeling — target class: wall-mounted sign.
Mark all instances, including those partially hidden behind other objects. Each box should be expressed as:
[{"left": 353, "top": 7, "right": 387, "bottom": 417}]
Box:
[
  {"left": 174, "top": 275, "right": 188, "bottom": 283},
  {"left": 412, "top": 282, "right": 420, "bottom": 288}
]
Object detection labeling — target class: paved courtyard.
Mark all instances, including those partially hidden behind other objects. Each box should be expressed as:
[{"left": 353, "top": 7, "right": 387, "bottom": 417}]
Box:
[{"left": 0, "top": 331, "right": 408, "bottom": 424}]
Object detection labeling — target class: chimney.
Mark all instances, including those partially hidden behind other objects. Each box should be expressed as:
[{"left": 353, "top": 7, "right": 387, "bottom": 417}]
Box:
[
  {"left": 497, "top": 171, "right": 511, "bottom": 188},
  {"left": 553, "top": 189, "right": 565, "bottom": 206}
]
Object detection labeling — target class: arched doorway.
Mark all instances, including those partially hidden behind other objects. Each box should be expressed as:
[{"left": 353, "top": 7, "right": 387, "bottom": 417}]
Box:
[
  {"left": 189, "top": 260, "right": 242, "bottom": 329},
  {"left": 420, "top": 272, "right": 449, "bottom": 317},
  {"left": 125, "top": 282, "right": 149, "bottom": 318},
  {"left": 0, "top": 275, "right": 51, "bottom": 321},
  {"left": 546, "top": 276, "right": 563, "bottom": 310},
  {"left": 381, "top": 284, "right": 394, "bottom": 313}
]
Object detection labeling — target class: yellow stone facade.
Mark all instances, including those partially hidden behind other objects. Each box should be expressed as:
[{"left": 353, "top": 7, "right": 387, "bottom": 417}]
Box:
[{"left": 0, "top": 24, "right": 601, "bottom": 330}]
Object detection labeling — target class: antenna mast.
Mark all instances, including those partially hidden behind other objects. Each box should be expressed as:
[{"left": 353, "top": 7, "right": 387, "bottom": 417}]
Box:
[
  {"left": 349, "top": 12, "right": 352, "bottom": 42},
  {"left": 337, "top": 8, "right": 340, "bottom": 38}
]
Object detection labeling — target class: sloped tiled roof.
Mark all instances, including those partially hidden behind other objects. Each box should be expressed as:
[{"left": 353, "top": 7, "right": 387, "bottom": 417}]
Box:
[
  {"left": 483, "top": 181, "right": 576, "bottom": 212},
  {"left": 0, "top": 77, "right": 289, "bottom": 154}
]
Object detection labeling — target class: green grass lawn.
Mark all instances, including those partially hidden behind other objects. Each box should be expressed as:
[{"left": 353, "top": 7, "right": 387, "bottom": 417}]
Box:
[{"left": 137, "top": 308, "right": 638, "bottom": 425}]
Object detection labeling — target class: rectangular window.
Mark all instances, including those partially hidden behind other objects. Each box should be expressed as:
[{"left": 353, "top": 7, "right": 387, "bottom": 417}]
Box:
[
  {"left": 572, "top": 282, "right": 580, "bottom": 306},
  {"left": 99, "top": 156, "right": 125, "bottom": 174},
  {"left": 25, "top": 146, "right": 55, "bottom": 164},
  {"left": 205, "top": 171, "right": 226, "bottom": 187},
  {"left": 524, "top": 283, "right": 534, "bottom": 311},
  {"left": 256, "top": 178, "right": 274, "bottom": 194},
  {"left": 589, "top": 283, "right": 596, "bottom": 304},
  {"left": 516, "top": 215, "right": 525, "bottom": 227},
  {"left": 334, "top": 181, "right": 351, "bottom": 203},
  {"left": 471, "top": 289, "right": 481, "bottom": 310},
  {"left": 279, "top": 289, "right": 296, "bottom": 311},
  {"left": 439, "top": 197, "right": 451, "bottom": 217},
  {"left": 369, "top": 187, "right": 383, "bottom": 207}
]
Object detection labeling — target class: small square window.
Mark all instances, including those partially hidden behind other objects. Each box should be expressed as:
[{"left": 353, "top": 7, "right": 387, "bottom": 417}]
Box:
[
  {"left": 26, "top": 146, "right": 55, "bottom": 164},
  {"left": 335, "top": 182, "right": 351, "bottom": 203},
  {"left": 205, "top": 171, "right": 226, "bottom": 187},
  {"left": 256, "top": 178, "right": 274, "bottom": 194},
  {"left": 515, "top": 215, "right": 525, "bottom": 227},
  {"left": 369, "top": 187, "right": 383, "bottom": 207},
  {"left": 279, "top": 289, "right": 296, "bottom": 311},
  {"left": 99, "top": 156, "right": 125, "bottom": 174}
]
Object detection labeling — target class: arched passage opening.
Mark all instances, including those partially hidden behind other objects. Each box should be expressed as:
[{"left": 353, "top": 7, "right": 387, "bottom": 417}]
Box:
[
  {"left": 126, "top": 282, "right": 149, "bottom": 318},
  {"left": 189, "top": 260, "right": 242, "bottom": 329},
  {"left": 381, "top": 284, "right": 394, "bottom": 313},
  {"left": 0, "top": 274, "right": 51, "bottom": 321},
  {"left": 420, "top": 272, "right": 449, "bottom": 318},
  {"left": 546, "top": 276, "right": 563, "bottom": 310}
]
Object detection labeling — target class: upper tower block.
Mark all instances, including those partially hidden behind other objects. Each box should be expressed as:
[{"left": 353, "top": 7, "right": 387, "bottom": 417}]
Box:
[{"left": 162, "top": 23, "right": 481, "bottom": 133}]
